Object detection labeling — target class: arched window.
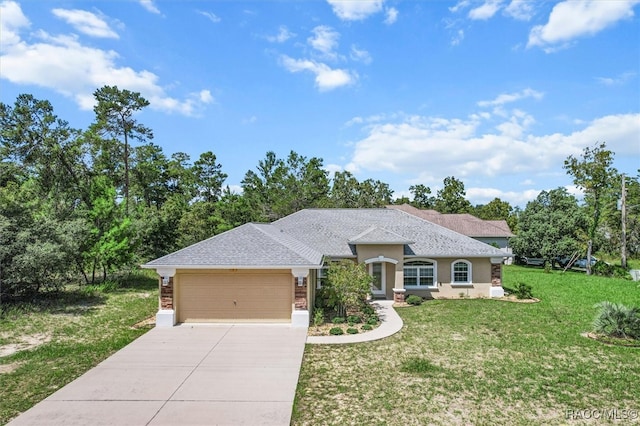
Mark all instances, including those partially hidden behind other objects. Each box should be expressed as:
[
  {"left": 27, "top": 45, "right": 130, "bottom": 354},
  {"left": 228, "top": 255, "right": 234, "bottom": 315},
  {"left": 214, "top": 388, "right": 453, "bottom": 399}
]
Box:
[
  {"left": 451, "top": 260, "right": 472, "bottom": 284},
  {"left": 403, "top": 259, "right": 437, "bottom": 289}
]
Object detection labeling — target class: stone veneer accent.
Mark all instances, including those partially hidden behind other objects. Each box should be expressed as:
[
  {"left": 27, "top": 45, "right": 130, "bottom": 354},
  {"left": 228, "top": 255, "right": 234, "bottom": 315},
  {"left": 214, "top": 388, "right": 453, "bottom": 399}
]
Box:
[
  {"left": 160, "top": 277, "right": 174, "bottom": 309},
  {"left": 295, "top": 277, "right": 307, "bottom": 310},
  {"left": 491, "top": 263, "right": 502, "bottom": 287}
]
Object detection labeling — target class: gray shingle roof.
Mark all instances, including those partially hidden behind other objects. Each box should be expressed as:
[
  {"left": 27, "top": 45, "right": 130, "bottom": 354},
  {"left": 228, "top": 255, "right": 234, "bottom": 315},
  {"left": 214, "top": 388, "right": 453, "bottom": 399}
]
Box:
[
  {"left": 143, "top": 208, "right": 507, "bottom": 269},
  {"left": 143, "top": 222, "right": 323, "bottom": 268}
]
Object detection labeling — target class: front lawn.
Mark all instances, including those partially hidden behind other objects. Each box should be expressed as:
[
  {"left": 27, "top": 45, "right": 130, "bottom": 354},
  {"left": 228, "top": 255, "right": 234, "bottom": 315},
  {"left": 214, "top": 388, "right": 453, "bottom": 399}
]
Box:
[
  {"left": 0, "top": 274, "right": 158, "bottom": 424},
  {"left": 292, "top": 265, "right": 640, "bottom": 425}
]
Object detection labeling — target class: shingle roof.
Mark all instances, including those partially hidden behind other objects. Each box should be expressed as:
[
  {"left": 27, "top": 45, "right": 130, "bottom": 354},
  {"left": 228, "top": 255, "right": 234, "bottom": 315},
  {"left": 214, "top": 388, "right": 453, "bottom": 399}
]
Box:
[
  {"left": 143, "top": 208, "right": 507, "bottom": 269},
  {"left": 273, "top": 209, "right": 506, "bottom": 258},
  {"left": 143, "top": 222, "right": 323, "bottom": 268},
  {"left": 387, "top": 204, "right": 515, "bottom": 238}
]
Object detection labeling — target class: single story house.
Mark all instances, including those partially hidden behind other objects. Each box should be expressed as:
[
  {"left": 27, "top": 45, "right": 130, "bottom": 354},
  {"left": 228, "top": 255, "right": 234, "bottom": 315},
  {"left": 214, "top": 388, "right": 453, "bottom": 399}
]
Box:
[{"left": 142, "top": 208, "right": 510, "bottom": 327}]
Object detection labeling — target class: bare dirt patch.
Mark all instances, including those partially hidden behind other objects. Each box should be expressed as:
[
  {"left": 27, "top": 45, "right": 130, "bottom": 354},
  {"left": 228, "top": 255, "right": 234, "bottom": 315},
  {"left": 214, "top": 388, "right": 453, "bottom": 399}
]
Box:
[
  {"left": 0, "top": 362, "right": 22, "bottom": 374},
  {"left": 131, "top": 316, "right": 155, "bottom": 329},
  {"left": 581, "top": 331, "right": 640, "bottom": 348},
  {"left": 496, "top": 295, "right": 540, "bottom": 303},
  {"left": 0, "top": 333, "right": 52, "bottom": 357}
]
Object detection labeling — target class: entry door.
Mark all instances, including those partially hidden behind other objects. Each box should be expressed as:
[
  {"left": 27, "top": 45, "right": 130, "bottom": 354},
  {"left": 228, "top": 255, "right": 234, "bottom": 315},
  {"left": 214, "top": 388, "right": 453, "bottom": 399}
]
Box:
[{"left": 369, "top": 262, "right": 386, "bottom": 296}]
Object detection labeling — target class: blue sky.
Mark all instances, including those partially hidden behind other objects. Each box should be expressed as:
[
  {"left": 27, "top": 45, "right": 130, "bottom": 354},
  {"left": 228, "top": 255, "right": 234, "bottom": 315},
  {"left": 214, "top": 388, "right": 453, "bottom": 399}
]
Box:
[{"left": 1, "top": 0, "right": 639, "bottom": 207}]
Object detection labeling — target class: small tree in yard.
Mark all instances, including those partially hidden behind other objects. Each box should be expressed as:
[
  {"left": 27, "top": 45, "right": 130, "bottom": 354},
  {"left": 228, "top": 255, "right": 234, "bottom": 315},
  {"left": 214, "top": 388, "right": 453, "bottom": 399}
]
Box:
[{"left": 324, "top": 259, "right": 372, "bottom": 318}]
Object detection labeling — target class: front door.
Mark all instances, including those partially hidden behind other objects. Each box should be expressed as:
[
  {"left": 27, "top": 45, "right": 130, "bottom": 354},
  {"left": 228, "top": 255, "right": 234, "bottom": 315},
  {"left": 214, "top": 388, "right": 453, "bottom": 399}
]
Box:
[{"left": 369, "top": 262, "right": 386, "bottom": 296}]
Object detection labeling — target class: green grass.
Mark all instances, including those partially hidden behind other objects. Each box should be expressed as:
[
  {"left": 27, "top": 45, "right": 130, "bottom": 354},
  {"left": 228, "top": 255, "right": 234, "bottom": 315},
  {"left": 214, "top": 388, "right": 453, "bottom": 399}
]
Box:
[
  {"left": 292, "top": 265, "right": 640, "bottom": 425},
  {"left": 0, "top": 274, "right": 158, "bottom": 424}
]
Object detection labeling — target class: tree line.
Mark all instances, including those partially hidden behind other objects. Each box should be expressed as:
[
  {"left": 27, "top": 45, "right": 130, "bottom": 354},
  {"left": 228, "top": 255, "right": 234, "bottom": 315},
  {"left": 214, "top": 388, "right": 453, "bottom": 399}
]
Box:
[{"left": 1, "top": 87, "right": 637, "bottom": 300}]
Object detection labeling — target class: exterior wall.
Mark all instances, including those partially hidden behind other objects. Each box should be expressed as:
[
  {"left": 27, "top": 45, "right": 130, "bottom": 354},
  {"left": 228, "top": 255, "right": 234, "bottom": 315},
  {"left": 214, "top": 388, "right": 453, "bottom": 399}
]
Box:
[
  {"left": 356, "top": 244, "right": 404, "bottom": 300},
  {"left": 403, "top": 257, "right": 496, "bottom": 299}
]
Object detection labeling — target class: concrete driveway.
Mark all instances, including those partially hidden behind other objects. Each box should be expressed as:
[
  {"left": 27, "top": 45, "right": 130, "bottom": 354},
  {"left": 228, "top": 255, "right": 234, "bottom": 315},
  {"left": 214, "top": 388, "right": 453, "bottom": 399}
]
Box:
[{"left": 8, "top": 324, "right": 308, "bottom": 426}]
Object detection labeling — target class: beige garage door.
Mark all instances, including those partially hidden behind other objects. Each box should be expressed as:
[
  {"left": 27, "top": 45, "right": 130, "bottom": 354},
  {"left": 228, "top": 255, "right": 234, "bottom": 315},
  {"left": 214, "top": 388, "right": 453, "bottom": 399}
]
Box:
[{"left": 177, "top": 272, "right": 292, "bottom": 322}]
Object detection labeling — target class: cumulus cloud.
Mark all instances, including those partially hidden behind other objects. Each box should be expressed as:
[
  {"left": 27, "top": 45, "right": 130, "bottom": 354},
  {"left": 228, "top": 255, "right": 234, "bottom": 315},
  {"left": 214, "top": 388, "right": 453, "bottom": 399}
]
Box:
[
  {"left": 0, "top": 2, "right": 211, "bottom": 116},
  {"left": 528, "top": 0, "right": 640, "bottom": 50},
  {"left": 504, "top": 0, "right": 535, "bottom": 21},
  {"left": 384, "top": 7, "right": 398, "bottom": 24},
  {"left": 139, "top": 0, "right": 160, "bottom": 14},
  {"left": 468, "top": 0, "right": 504, "bottom": 20},
  {"left": 326, "top": 0, "right": 385, "bottom": 21},
  {"left": 280, "top": 55, "right": 357, "bottom": 91},
  {"left": 344, "top": 103, "right": 639, "bottom": 199},
  {"left": 266, "top": 25, "right": 295, "bottom": 43},
  {"left": 308, "top": 25, "right": 340, "bottom": 59},
  {"left": 52, "top": 8, "right": 119, "bottom": 39},
  {"left": 350, "top": 45, "right": 372, "bottom": 64}
]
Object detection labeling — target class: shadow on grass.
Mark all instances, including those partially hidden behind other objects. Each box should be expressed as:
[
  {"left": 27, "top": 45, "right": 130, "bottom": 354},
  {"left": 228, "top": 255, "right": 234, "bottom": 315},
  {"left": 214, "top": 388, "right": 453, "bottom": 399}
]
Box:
[{"left": 0, "top": 271, "right": 158, "bottom": 320}]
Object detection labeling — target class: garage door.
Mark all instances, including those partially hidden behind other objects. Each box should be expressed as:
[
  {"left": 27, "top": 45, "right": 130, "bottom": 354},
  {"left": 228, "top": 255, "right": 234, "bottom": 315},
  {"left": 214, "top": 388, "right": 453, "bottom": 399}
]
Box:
[{"left": 177, "top": 272, "right": 292, "bottom": 322}]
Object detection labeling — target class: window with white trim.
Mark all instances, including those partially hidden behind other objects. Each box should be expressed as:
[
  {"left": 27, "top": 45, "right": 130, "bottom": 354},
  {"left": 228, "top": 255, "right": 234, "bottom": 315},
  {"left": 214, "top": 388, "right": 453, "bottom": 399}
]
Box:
[
  {"left": 316, "top": 267, "right": 328, "bottom": 289},
  {"left": 451, "top": 260, "right": 472, "bottom": 284},
  {"left": 403, "top": 260, "right": 437, "bottom": 289}
]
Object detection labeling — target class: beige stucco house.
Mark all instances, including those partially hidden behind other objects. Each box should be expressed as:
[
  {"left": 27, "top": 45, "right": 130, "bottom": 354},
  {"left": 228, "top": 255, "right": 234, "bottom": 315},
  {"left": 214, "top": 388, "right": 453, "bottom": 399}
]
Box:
[{"left": 142, "top": 208, "right": 509, "bottom": 327}]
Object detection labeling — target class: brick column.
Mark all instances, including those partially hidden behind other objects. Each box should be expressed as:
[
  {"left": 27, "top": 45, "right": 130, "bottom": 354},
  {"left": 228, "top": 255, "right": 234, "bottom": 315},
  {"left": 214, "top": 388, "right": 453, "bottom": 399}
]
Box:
[
  {"left": 294, "top": 277, "right": 307, "bottom": 310},
  {"left": 491, "top": 263, "right": 502, "bottom": 287},
  {"left": 160, "top": 277, "right": 174, "bottom": 309}
]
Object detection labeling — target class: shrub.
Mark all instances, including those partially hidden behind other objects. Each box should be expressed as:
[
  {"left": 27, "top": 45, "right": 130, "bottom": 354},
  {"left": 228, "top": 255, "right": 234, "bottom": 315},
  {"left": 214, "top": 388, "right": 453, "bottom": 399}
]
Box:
[
  {"left": 362, "top": 304, "right": 375, "bottom": 315},
  {"left": 346, "top": 327, "right": 358, "bottom": 334},
  {"left": 366, "top": 316, "right": 378, "bottom": 325},
  {"left": 329, "top": 327, "right": 344, "bottom": 335},
  {"left": 406, "top": 295, "right": 423, "bottom": 306},
  {"left": 543, "top": 261, "right": 552, "bottom": 274},
  {"left": 332, "top": 317, "right": 345, "bottom": 324},
  {"left": 593, "top": 301, "right": 640, "bottom": 340},
  {"left": 361, "top": 324, "right": 373, "bottom": 331},
  {"left": 347, "top": 315, "right": 362, "bottom": 324},
  {"left": 313, "top": 308, "right": 324, "bottom": 327},
  {"left": 514, "top": 282, "right": 533, "bottom": 299}
]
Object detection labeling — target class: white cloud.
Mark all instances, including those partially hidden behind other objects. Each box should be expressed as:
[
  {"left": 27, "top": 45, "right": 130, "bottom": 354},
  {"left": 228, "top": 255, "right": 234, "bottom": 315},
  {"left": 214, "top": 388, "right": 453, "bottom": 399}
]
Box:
[
  {"left": 467, "top": 187, "right": 542, "bottom": 206},
  {"left": 308, "top": 25, "right": 340, "bottom": 59},
  {"left": 344, "top": 102, "right": 640, "bottom": 196},
  {"left": 468, "top": 0, "right": 504, "bottom": 20},
  {"left": 139, "top": 0, "right": 160, "bottom": 14},
  {"left": 52, "top": 8, "right": 119, "bottom": 39},
  {"left": 350, "top": 45, "right": 372, "bottom": 64},
  {"left": 596, "top": 71, "right": 636, "bottom": 86},
  {"left": 528, "top": 0, "right": 640, "bottom": 50},
  {"left": 477, "top": 88, "right": 543, "bottom": 107},
  {"left": 266, "top": 25, "right": 295, "bottom": 43},
  {"left": 0, "top": 3, "right": 210, "bottom": 116},
  {"left": 451, "top": 29, "right": 465, "bottom": 46},
  {"left": 449, "top": 1, "right": 470, "bottom": 13},
  {"left": 198, "top": 11, "right": 221, "bottom": 23},
  {"left": 504, "top": 0, "right": 535, "bottom": 21},
  {"left": 326, "top": 0, "right": 385, "bottom": 21},
  {"left": 0, "top": 1, "right": 30, "bottom": 46},
  {"left": 384, "top": 7, "right": 398, "bottom": 25},
  {"left": 280, "top": 55, "right": 357, "bottom": 91}
]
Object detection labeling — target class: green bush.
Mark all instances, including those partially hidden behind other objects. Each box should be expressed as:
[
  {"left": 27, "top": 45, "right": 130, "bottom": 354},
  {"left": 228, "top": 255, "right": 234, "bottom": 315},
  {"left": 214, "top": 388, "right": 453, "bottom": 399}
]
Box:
[
  {"left": 313, "top": 308, "right": 324, "bottom": 327},
  {"left": 406, "top": 295, "right": 423, "bottom": 305},
  {"left": 361, "top": 324, "right": 373, "bottom": 331},
  {"left": 347, "top": 315, "right": 362, "bottom": 324},
  {"left": 332, "top": 317, "right": 345, "bottom": 324},
  {"left": 346, "top": 327, "right": 358, "bottom": 334},
  {"left": 592, "top": 261, "right": 631, "bottom": 279},
  {"left": 593, "top": 301, "right": 640, "bottom": 340},
  {"left": 362, "top": 304, "right": 375, "bottom": 315},
  {"left": 366, "top": 316, "right": 378, "bottom": 325},
  {"left": 514, "top": 282, "right": 533, "bottom": 299},
  {"left": 329, "top": 327, "right": 344, "bottom": 335}
]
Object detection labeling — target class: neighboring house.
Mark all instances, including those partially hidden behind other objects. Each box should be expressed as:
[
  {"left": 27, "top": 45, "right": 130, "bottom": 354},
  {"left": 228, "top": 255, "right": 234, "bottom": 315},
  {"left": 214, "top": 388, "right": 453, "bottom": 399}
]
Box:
[
  {"left": 388, "top": 204, "right": 515, "bottom": 258},
  {"left": 142, "top": 208, "right": 509, "bottom": 327}
]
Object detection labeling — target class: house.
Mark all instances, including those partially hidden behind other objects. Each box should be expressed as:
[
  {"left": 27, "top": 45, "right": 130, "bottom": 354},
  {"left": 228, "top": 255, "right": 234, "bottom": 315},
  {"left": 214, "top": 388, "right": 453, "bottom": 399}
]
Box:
[
  {"left": 142, "top": 208, "right": 509, "bottom": 327},
  {"left": 388, "top": 204, "right": 515, "bottom": 257}
]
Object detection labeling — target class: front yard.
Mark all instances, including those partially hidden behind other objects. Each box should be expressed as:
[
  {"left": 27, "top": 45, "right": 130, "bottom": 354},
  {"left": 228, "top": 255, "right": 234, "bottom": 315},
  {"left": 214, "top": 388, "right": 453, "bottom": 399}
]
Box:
[
  {"left": 292, "top": 265, "right": 640, "bottom": 425},
  {"left": 0, "top": 275, "right": 158, "bottom": 424}
]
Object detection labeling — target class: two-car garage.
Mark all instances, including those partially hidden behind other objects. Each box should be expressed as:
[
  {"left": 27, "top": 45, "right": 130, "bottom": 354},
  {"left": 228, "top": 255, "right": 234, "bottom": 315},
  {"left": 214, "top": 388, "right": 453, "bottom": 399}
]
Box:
[{"left": 176, "top": 270, "right": 293, "bottom": 323}]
